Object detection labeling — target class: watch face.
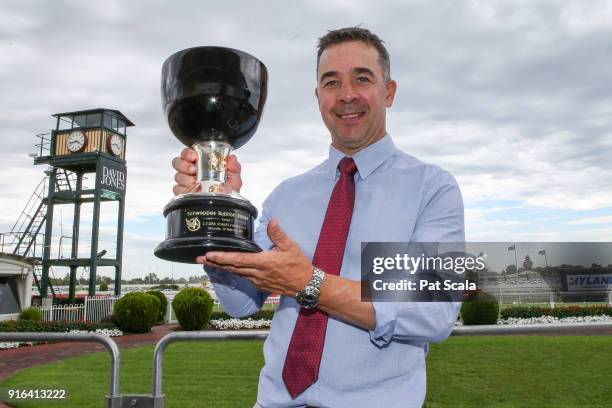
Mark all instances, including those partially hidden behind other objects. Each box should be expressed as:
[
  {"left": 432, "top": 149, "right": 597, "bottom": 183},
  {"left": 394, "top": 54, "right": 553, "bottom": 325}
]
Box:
[
  {"left": 67, "top": 131, "right": 86, "bottom": 153},
  {"left": 297, "top": 287, "right": 319, "bottom": 308},
  {"left": 108, "top": 134, "right": 123, "bottom": 156}
]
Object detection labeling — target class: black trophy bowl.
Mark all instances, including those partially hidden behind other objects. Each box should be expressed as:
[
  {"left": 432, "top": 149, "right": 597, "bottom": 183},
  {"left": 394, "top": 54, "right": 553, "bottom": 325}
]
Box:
[{"left": 154, "top": 46, "right": 267, "bottom": 263}]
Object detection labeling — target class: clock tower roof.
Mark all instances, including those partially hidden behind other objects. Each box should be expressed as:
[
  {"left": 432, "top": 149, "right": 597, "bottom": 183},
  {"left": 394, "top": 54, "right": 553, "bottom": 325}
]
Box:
[{"left": 52, "top": 108, "right": 134, "bottom": 127}]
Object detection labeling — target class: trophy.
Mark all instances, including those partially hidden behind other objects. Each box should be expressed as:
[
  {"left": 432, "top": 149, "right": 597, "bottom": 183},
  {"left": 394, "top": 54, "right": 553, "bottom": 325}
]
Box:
[{"left": 154, "top": 46, "right": 267, "bottom": 263}]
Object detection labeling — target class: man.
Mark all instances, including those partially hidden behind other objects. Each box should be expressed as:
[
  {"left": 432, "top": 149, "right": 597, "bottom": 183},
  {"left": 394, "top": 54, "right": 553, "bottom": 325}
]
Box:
[{"left": 172, "top": 27, "right": 464, "bottom": 408}]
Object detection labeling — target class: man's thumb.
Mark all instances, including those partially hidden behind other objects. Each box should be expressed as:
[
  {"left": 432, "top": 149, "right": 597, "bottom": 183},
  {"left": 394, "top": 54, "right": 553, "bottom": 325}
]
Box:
[{"left": 267, "top": 219, "right": 290, "bottom": 249}]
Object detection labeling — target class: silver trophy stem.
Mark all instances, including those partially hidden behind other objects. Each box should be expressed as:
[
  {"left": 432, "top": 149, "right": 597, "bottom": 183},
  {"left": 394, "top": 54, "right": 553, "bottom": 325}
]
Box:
[{"left": 192, "top": 141, "right": 233, "bottom": 194}]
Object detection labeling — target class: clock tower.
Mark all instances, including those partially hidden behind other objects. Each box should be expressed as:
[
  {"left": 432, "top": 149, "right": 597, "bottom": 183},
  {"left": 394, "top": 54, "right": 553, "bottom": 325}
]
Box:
[{"left": 34, "top": 108, "right": 134, "bottom": 300}]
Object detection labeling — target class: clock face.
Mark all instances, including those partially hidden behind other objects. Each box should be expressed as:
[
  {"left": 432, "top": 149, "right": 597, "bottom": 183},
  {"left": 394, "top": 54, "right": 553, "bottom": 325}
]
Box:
[
  {"left": 67, "top": 131, "right": 86, "bottom": 153},
  {"left": 107, "top": 134, "right": 123, "bottom": 156}
]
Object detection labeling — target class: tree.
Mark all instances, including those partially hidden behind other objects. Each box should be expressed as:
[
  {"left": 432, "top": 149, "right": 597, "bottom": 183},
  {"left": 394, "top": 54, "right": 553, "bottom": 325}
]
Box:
[
  {"left": 188, "top": 274, "right": 205, "bottom": 283},
  {"left": 591, "top": 263, "right": 602, "bottom": 269},
  {"left": 50, "top": 272, "right": 70, "bottom": 285},
  {"left": 523, "top": 255, "right": 533, "bottom": 271},
  {"left": 144, "top": 273, "right": 159, "bottom": 284},
  {"left": 504, "top": 265, "right": 517, "bottom": 275}
]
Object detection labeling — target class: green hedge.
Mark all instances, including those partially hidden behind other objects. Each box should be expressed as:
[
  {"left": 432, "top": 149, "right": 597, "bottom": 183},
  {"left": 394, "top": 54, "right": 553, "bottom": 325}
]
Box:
[
  {"left": 172, "top": 288, "right": 213, "bottom": 330},
  {"left": 150, "top": 284, "right": 180, "bottom": 290},
  {"left": 210, "top": 309, "right": 275, "bottom": 321},
  {"left": 461, "top": 291, "right": 500, "bottom": 325},
  {"left": 19, "top": 307, "right": 42, "bottom": 321},
  {"left": 0, "top": 320, "right": 115, "bottom": 333},
  {"left": 114, "top": 292, "right": 160, "bottom": 333},
  {"left": 501, "top": 304, "right": 612, "bottom": 320},
  {"left": 147, "top": 290, "right": 168, "bottom": 322}
]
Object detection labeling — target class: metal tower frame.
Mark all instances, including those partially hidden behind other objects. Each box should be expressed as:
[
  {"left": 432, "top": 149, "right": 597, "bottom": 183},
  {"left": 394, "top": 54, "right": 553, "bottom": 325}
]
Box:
[{"left": 31, "top": 108, "right": 134, "bottom": 301}]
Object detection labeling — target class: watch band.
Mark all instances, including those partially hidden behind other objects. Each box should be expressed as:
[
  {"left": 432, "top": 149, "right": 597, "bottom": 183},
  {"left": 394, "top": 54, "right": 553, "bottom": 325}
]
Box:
[{"left": 295, "top": 267, "right": 325, "bottom": 309}]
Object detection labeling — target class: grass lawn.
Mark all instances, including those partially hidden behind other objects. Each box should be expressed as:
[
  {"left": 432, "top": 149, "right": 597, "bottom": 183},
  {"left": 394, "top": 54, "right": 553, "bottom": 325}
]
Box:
[
  {"left": 425, "top": 336, "right": 611, "bottom": 408},
  {"left": 1, "top": 336, "right": 611, "bottom": 407}
]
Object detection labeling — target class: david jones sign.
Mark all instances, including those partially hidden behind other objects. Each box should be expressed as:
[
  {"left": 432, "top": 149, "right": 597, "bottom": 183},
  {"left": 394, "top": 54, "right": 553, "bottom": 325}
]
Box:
[{"left": 98, "top": 158, "right": 127, "bottom": 196}]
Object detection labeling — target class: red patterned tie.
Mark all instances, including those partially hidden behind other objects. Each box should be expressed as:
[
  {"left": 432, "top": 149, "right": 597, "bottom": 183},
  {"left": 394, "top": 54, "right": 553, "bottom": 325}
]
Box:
[{"left": 282, "top": 156, "right": 358, "bottom": 398}]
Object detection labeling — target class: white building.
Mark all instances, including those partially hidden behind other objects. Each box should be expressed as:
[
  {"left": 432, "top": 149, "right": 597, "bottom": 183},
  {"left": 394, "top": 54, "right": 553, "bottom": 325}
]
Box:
[{"left": 0, "top": 253, "right": 35, "bottom": 321}]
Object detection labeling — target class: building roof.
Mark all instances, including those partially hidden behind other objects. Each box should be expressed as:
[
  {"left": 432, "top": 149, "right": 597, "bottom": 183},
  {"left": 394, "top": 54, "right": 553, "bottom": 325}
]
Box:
[
  {"left": 52, "top": 108, "right": 134, "bottom": 127},
  {"left": 0, "top": 252, "right": 36, "bottom": 271}
]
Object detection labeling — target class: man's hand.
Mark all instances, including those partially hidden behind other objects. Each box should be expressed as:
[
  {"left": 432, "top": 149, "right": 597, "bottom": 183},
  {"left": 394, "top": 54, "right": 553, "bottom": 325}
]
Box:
[
  {"left": 197, "top": 219, "right": 313, "bottom": 297},
  {"left": 171, "top": 147, "right": 243, "bottom": 195}
]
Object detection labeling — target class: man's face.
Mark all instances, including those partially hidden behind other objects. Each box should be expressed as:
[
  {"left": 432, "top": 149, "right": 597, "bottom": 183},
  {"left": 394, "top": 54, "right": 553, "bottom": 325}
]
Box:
[{"left": 316, "top": 41, "right": 397, "bottom": 155}]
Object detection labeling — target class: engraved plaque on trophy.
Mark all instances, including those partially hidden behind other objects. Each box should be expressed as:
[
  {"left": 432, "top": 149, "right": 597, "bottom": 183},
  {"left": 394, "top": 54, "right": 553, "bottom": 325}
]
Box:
[{"left": 154, "top": 46, "right": 267, "bottom": 263}]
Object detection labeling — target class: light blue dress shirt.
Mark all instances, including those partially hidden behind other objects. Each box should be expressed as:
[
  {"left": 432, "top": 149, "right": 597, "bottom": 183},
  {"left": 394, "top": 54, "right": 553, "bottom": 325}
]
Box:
[{"left": 206, "top": 134, "right": 464, "bottom": 408}]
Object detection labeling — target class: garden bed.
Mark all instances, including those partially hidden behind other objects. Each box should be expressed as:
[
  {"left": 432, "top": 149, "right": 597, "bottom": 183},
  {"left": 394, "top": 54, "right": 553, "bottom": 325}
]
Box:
[{"left": 0, "top": 320, "right": 123, "bottom": 349}]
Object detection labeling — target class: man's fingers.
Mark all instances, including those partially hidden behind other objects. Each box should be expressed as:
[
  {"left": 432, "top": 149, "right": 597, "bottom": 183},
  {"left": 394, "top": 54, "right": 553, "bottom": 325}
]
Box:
[
  {"left": 174, "top": 172, "right": 196, "bottom": 187},
  {"left": 173, "top": 182, "right": 200, "bottom": 196},
  {"left": 186, "top": 183, "right": 201, "bottom": 193},
  {"left": 201, "top": 261, "right": 259, "bottom": 278},
  {"left": 226, "top": 155, "right": 242, "bottom": 192},
  {"left": 202, "top": 251, "right": 260, "bottom": 268},
  {"left": 181, "top": 147, "right": 197, "bottom": 162},
  {"left": 172, "top": 156, "right": 197, "bottom": 175},
  {"left": 226, "top": 155, "right": 242, "bottom": 174},
  {"left": 172, "top": 185, "right": 184, "bottom": 196},
  {"left": 198, "top": 253, "right": 261, "bottom": 277},
  {"left": 171, "top": 148, "right": 199, "bottom": 196}
]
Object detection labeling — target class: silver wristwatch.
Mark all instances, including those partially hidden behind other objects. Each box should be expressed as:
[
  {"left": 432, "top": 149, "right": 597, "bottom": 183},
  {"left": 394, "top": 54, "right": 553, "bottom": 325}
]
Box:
[{"left": 295, "top": 267, "right": 325, "bottom": 309}]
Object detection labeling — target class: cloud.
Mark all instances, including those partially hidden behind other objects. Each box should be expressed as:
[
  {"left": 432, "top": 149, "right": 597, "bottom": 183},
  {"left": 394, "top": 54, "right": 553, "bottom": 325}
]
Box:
[
  {"left": 567, "top": 215, "right": 612, "bottom": 225},
  {"left": 1, "top": 1, "right": 611, "bottom": 277}
]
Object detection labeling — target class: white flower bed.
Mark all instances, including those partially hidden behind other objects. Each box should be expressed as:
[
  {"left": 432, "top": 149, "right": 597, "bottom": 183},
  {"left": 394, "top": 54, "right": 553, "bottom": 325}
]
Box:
[
  {"left": 209, "top": 318, "right": 271, "bottom": 330},
  {"left": 454, "top": 314, "right": 612, "bottom": 326},
  {"left": 0, "top": 342, "right": 26, "bottom": 350},
  {"left": 498, "top": 315, "right": 612, "bottom": 325},
  {"left": 211, "top": 314, "right": 612, "bottom": 330},
  {"left": 0, "top": 328, "right": 123, "bottom": 350},
  {"left": 68, "top": 328, "right": 124, "bottom": 336}
]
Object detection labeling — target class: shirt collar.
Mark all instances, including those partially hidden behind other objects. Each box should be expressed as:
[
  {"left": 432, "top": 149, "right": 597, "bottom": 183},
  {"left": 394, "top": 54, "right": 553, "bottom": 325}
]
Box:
[{"left": 326, "top": 133, "right": 397, "bottom": 180}]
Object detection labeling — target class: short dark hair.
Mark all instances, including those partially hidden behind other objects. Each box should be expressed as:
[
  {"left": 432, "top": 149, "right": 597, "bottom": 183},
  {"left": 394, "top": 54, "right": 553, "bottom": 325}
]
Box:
[{"left": 317, "top": 27, "right": 391, "bottom": 82}]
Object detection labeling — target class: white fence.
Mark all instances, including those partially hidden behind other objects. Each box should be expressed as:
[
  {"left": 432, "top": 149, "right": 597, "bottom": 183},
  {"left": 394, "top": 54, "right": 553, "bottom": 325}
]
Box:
[
  {"left": 36, "top": 296, "right": 119, "bottom": 323},
  {"left": 494, "top": 290, "right": 612, "bottom": 308},
  {"left": 37, "top": 304, "right": 85, "bottom": 322},
  {"left": 85, "top": 296, "right": 120, "bottom": 322}
]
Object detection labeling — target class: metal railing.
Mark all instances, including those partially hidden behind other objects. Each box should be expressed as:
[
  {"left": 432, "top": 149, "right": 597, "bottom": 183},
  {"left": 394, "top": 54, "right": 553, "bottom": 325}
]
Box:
[
  {"left": 2, "top": 324, "right": 612, "bottom": 406},
  {"left": 35, "top": 132, "right": 51, "bottom": 157},
  {"left": 0, "top": 231, "right": 45, "bottom": 258},
  {"left": 151, "top": 331, "right": 269, "bottom": 401},
  {"left": 1, "top": 174, "right": 47, "bottom": 263},
  {"left": 0, "top": 330, "right": 269, "bottom": 408},
  {"left": 0, "top": 332, "right": 120, "bottom": 402},
  {"left": 452, "top": 321, "right": 612, "bottom": 335}
]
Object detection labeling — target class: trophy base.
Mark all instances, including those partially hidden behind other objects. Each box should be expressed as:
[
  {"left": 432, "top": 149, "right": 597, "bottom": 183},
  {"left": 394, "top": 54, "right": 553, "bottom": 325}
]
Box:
[
  {"left": 154, "top": 194, "right": 260, "bottom": 264},
  {"left": 154, "top": 236, "right": 260, "bottom": 263}
]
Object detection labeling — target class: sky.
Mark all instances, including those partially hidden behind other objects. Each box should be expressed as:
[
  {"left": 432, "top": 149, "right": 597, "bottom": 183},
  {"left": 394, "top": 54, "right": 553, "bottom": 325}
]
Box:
[{"left": 1, "top": 0, "right": 611, "bottom": 280}]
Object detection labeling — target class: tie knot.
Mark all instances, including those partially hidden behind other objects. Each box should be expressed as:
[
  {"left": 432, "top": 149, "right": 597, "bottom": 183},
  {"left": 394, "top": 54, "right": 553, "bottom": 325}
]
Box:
[{"left": 338, "top": 157, "right": 357, "bottom": 176}]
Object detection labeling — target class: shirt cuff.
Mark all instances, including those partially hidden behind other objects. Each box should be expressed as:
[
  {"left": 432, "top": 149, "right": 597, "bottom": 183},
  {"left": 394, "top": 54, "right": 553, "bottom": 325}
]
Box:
[
  {"left": 204, "top": 266, "right": 239, "bottom": 289},
  {"left": 369, "top": 302, "right": 397, "bottom": 347}
]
